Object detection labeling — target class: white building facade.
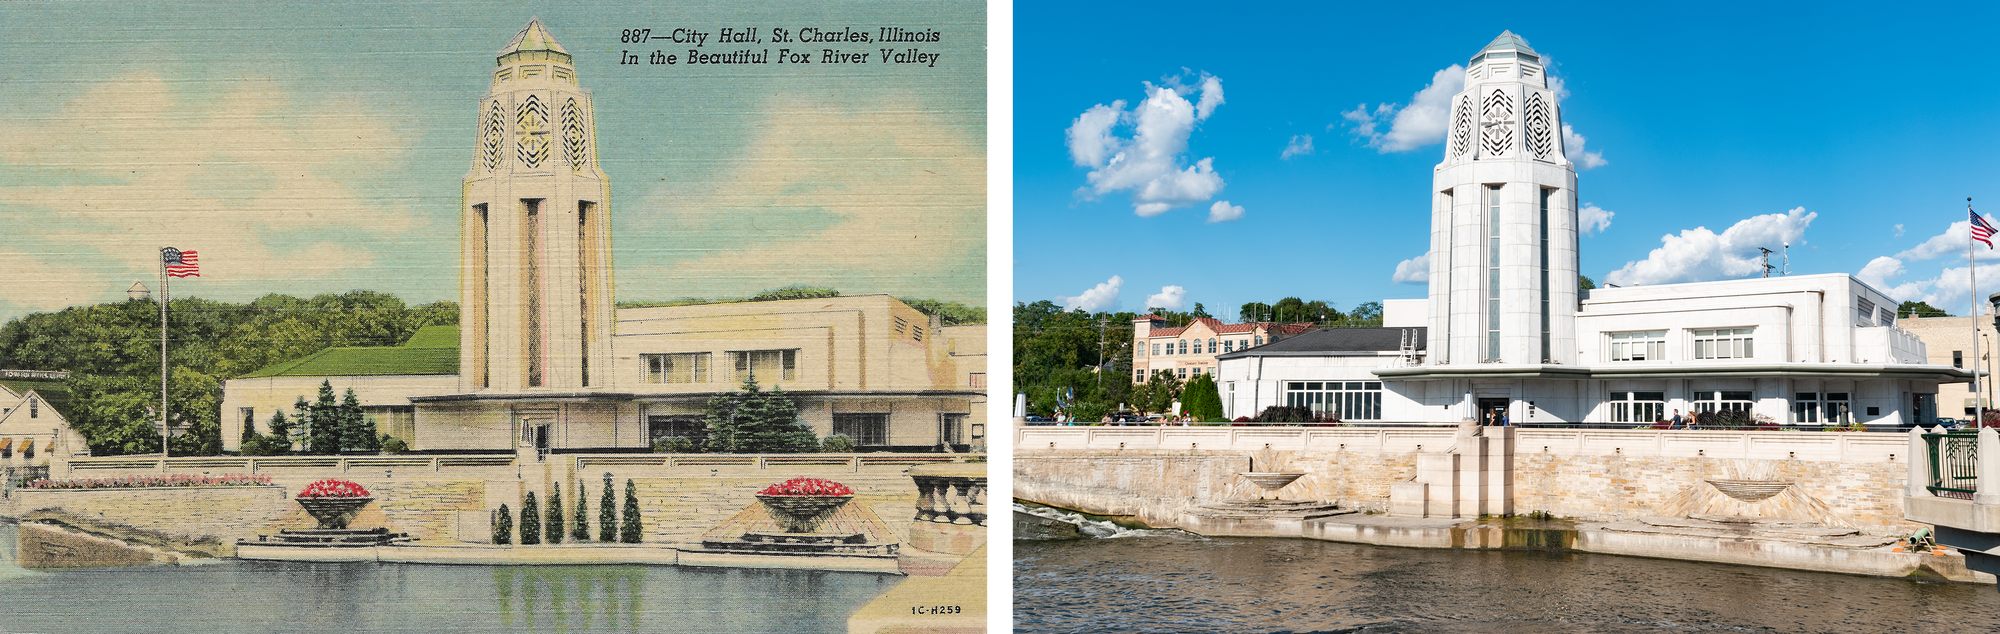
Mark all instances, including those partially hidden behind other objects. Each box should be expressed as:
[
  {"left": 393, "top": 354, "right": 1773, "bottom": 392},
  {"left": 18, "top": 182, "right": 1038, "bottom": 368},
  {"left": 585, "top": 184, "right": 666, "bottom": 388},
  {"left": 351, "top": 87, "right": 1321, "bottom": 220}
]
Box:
[{"left": 1218, "top": 32, "right": 1964, "bottom": 426}]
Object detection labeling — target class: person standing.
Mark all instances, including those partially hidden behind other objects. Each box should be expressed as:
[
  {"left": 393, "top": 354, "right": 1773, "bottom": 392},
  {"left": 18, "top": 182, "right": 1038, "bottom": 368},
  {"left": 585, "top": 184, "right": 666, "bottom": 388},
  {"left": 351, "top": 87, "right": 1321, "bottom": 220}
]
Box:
[{"left": 1670, "top": 409, "right": 1684, "bottom": 429}]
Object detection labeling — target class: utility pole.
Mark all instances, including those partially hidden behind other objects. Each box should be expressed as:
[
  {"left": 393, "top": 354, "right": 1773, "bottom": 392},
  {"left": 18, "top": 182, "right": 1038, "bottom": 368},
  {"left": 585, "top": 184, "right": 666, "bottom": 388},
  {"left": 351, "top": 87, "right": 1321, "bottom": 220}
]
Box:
[
  {"left": 1758, "top": 247, "right": 1775, "bottom": 278},
  {"left": 1096, "top": 318, "right": 1108, "bottom": 391}
]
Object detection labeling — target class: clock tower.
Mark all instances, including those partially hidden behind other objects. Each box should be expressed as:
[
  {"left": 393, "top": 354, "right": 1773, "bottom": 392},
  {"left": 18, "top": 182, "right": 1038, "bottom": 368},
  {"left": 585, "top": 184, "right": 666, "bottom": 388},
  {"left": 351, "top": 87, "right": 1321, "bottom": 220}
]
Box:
[
  {"left": 1427, "top": 31, "right": 1578, "bottom": 367},
  {"left": 462, "top": 19, "right": 614, "bottom": 392}
]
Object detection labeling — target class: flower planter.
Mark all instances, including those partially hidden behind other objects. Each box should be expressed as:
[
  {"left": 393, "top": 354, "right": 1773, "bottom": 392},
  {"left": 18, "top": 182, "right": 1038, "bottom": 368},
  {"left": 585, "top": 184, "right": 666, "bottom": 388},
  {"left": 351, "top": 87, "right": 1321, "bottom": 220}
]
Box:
[
  {"left": 297, "top": 497, "right": 374, "bottom": 530},
  {"left": 756, "top": 494, "right": 853, "bottom": 534}
]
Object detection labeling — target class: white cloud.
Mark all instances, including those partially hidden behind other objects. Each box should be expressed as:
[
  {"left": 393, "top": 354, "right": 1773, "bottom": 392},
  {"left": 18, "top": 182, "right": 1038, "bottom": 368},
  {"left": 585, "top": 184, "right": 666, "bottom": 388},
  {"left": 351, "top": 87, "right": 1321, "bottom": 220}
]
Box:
[
  {"left": 1206, "top": 200, "right": 1244, "bottom": 223},
  {"left": 1066, "top": 73, "right": 1228, "bottom": 217},
  {"left": 1894, "top": 224, "right": 1906, "bottom": 237},
  {"left": 1145, "top": 285, "right": 1188, "bottom": 311},
  {"left": 1895, "top": 217, "right": 2000, "bottom": 262},
  {"left": 1342, "top": 65, "right": 1465, "bottom": 153},
  {"left": 1280, "top": 134, "right": 1314, "bottom": 160},
  {"left": 1896, "top": 263, "right": 2000, "bottom": 314},
  {"left": 1605, "top": 207, "right": 1816, "bottom": 286},
  {"left": 1579, "top": 203, "right": 1614, "bottom": 235},
  {"left": 1857, "top": 256, "right": 1928, "bottom": 302},
  {"left": 1057, "top": 275, "right": 1123, "bottom": 313},
  {"left": 1563, "top": 123, "right": 1607, "bottom": 170},
  {"left": 1391, "top": 253, "right": 1429, "bottom": 285}
]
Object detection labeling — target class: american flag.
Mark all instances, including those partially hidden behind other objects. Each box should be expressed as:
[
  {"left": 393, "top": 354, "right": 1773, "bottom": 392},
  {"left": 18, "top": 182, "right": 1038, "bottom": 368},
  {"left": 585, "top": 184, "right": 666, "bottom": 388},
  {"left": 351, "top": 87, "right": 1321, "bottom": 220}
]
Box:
[{"left": 162, "top": 247, "right": 200, "bottom": 278}]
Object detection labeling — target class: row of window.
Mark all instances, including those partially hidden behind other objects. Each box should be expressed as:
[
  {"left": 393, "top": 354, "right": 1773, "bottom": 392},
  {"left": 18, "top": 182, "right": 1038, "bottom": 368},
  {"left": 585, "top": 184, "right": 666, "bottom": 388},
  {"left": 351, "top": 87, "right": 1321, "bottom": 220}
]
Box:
[
  {"left": 1283, "top": 381, "right": 1384, "bottom": 420},
  {"left": 645, "top": 412, "right": 971, "bottom": 447},
  {"left": 1135, "top": 367, "right": 1208, "bottom": 382},
  {"left": 1606, "top": 390, "right": 1852, "bottom": 423},
  {"left": 1141, "top": 336, "right": 1264, "bottom": 357},
  {"left": 641, "top": 349, "right": 797, "bottom": 384},
  {"left": 1607, "top": 327, "right": 1755, "bottom": 362}
]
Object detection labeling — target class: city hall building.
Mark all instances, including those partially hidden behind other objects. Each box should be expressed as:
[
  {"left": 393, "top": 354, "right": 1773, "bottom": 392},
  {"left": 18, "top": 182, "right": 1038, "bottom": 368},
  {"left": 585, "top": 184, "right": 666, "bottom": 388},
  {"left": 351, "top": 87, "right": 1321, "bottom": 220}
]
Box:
[
  {"left": 1217, "top": 32, "right": 1966, "bottom": 426},
  {"left": 220, "top": 21, "right": 986, "bottom": 454}
]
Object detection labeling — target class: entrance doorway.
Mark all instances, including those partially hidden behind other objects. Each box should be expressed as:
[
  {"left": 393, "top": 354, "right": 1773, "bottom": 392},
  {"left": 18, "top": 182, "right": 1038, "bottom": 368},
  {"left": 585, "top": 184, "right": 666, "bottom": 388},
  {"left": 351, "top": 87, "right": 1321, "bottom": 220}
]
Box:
[
  {"left": 518, "top": 414, "right": 554, "bottom": 462},
  {"left": 1477, "top": 398, "right": 1511, "bottom": 426}
]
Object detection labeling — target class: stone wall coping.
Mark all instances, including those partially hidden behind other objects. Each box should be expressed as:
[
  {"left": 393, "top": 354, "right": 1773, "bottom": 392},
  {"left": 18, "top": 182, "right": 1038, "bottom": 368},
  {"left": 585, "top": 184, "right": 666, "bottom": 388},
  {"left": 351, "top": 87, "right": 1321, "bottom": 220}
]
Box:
[
  {"left": 1019, "top": 426, "right": 1907, "bottom": 463},
  {"left": 20, "top": 484, "right": 285, "bottom": 493}
]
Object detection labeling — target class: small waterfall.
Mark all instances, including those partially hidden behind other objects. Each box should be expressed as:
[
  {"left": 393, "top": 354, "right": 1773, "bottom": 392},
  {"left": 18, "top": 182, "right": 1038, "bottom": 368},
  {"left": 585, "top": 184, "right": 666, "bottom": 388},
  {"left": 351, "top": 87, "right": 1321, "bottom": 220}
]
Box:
[{"left": 1012, "top": 503, "right": 1179, "bottom": 539}]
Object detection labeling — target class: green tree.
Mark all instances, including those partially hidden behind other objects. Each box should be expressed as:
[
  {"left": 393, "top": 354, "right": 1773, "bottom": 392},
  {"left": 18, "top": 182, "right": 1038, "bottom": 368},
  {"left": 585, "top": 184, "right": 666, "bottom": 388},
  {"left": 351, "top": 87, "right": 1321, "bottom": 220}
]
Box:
[
  {"left": 1579, "top": 275, "right": 1597, "bottom": 291},
  {"left": 1900, "top": 300, "right": 1950, "bottom": 318},
  {"left": 1344, "top": 301, "right": 1383, "bottom": 327},
  {"left": 546, "top": 488, "right": 564, "bottom": 544},
  {"left": 1183, "top": 373, "right": 1223, "bottom": 421},
  {"left": 341, "top": 388, "right": 379, "bottom": 453},
  {"left": 493, "top": 504, "right": 512, "bottom": 545},
  {"left": 704, "top": 379, "right": 817, "bottom": 453},
  {"left": 520, "top": 491, "right": 541, "bottom": 545},
  {"left": 599, "top": 473, "right": 617, "bottom": 542},
  {"left": 572, "top": 480, "right": 591, "bottom": 542},
  {"left": 1190, "top": 303, "right": 1211, "bottom": 319},
  {"left": 1239, "top": 302, "right": 1273, "bottom": 323},
  {"left": 821, "top": 434, "right": 856, "bottom": 453},
  {"left": 620, "top": 478, "right": 642, "bottom": 543}
]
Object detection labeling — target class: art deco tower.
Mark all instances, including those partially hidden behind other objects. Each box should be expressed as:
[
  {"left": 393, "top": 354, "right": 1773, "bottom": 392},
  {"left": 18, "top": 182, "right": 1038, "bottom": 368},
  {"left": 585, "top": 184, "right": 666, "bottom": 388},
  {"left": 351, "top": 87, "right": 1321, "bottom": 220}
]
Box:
[
  {"left": 462, "top": 19, "right": 613, "bottom": 392},
  {"left": 1427, "top": 32, "right": 1578, "bottom": 366}
]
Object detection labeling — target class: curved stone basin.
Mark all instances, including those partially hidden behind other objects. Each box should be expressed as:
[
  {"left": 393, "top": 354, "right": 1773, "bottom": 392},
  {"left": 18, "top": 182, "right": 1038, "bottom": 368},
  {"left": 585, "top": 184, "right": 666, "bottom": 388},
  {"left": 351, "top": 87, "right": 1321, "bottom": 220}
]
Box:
[
  {"left": 1706, "top": 479, "right": 1791, "bottom": 503},
  {"left": 1240, "top": 472, "right": 1306, "bottom": 497}
]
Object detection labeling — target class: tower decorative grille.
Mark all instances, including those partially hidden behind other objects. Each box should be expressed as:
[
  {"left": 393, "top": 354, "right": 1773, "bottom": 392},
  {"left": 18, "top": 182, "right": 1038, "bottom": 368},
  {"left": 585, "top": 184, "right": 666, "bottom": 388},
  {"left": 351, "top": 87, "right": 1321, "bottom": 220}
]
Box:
[
  {"left": 1524, "top": 92, "right": 1554, "bottom": 160},
  {"left": 562, "top": 98, "right": 588, "bottom": 170},
  {"left": 1480, "top": 89, "right": 1514, "bottom": 157},
  {"left": 480, "top": 101, "right": 505, "bottom": 170},
  {"left": 1450, "top": 96, "right": 1475, "bottom": 158},
  {"left": 516, "top": 95, "right": 549, "bottom": 168}
]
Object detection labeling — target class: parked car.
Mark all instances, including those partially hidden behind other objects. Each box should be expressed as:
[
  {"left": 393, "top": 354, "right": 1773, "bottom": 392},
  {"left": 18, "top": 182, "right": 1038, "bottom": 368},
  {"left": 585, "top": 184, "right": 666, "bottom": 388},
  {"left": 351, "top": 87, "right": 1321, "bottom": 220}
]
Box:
[{"left": 1025, "top": 415, "right": 1055, "bottom": 425}]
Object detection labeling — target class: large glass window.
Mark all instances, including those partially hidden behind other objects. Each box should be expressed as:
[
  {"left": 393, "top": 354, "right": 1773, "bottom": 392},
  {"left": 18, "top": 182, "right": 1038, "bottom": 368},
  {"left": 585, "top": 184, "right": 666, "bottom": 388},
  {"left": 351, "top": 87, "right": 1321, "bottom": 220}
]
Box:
[
  {"left": 643, "top": 352, "right": 711, "bottom": 384},
  {"left": 1609, "top": 331, "right": 1666, "bottom": 361},
  {"left": 1824, "top": 392, "right": 1851, "bottom": 424},
  {"left": 646, "top": 415, "right": 702, "bottom": 443},
  {"left": 1793, "top": 392, "right": 1821, "bottom": 423},
  {"left": 832, "top": 413, "right": 888, "bottom": 446},
  {"left": 1692, "top": 328, "right": 1754, "bottom": 359},
  {"left": 1487, "top": 185, "right": 1502, "bottom": 362},
  {"left": 1692, "top": 391, "right": 1754, "bottom": 413},
  {"left": 1610, "top": 391, "right": 1666, "bottom": 423},
  {"left": 1208, "top": 338, "right": 1217, "bottom": 353},
  {"left": 730, "top": 349, "right": 796, "bottom": 383},
  {"left": 1153, "top": 343, "right": 1162, "bottom": 356},
  {"left": 1284, "top": 381, "right": 1384, "bottom": 420},
  {"left": 1540, "top": 187, "right": 1552, "bottom": 362},
  {"left": 1179, "top": 340, "right": 1187, "bottom": 355}
]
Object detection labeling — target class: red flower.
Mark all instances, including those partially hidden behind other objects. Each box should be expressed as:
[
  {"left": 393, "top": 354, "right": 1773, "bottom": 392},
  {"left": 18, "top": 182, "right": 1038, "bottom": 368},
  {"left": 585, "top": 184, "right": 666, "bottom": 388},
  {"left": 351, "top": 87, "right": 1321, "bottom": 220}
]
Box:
[
  {"left": 757, "top": 477, "right": 854, "bottom": 496},
  {"left": 297, "top": 479, "right": 370, "bottom": 498}
]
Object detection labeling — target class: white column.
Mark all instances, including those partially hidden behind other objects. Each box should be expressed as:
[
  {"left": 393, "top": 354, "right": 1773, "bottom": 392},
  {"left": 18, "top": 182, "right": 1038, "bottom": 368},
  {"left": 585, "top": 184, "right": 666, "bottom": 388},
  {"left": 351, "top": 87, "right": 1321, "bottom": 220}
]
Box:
[
  {"left": 1975, "top": 427, "right": 2000, "bottom": 505},
  {"left": 1906, "top": 425, "right": 1929, "bottom": 498}
]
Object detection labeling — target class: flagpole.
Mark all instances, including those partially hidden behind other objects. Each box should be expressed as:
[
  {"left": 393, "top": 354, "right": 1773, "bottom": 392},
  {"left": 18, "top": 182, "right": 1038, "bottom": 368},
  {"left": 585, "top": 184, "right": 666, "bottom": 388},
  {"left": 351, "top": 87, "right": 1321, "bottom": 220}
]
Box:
[
  {"left": 1973, "top": 199, "right": 1982, "bottom": 430},
  {"left": 159, "top": 247, "right": 170, "bottom": 458}
]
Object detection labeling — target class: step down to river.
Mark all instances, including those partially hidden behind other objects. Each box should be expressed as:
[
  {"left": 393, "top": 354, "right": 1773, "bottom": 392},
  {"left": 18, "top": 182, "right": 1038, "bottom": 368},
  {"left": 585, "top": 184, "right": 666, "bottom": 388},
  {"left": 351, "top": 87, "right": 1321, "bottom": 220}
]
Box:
[{"left": 1183, "top": 500, "right": 1355, "bottom": 537}]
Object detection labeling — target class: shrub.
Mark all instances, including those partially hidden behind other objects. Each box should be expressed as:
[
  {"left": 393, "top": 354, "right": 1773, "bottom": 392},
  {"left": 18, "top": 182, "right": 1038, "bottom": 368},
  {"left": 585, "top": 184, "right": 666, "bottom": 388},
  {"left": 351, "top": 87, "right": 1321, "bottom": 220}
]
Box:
[
  {"left": 493, "top": 504, "right": 512, "bottom": 545},
  {"left": 651, "top": 437, "right": 697, "bottom": 453},
  {"left": 599, "top": 473, "right": 617, "bottom": 542},
  {"left": 573, "top": 481, "right": 590, "bottom": 542},
  {"left": 820, "top": 434, "right": 856, "bottom": 453},
  {"left": 30, "top": 474, "right": 272, "bottom": 490},
  {"left": 546, "top": 489, "right": 564, "bottom": 544},
  {"left": 620, "top": 478, "right": 642, "bottom": 543},
  {"left": 379, "top": 436, "right": 410, "bottom": 454},
  {"left": 521, "top": 492, "right": 541, "bottom": 545}
]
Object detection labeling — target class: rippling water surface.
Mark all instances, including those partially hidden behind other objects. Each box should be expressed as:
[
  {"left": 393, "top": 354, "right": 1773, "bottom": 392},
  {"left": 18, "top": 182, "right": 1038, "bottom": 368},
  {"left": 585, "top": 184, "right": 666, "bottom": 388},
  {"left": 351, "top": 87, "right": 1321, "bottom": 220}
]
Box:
[
  {"left": 1015, "top": 515, "right": 2000, "bottom": 634},
  {"left": 0, "top": 522, "right": 895, "bottom": 633}
]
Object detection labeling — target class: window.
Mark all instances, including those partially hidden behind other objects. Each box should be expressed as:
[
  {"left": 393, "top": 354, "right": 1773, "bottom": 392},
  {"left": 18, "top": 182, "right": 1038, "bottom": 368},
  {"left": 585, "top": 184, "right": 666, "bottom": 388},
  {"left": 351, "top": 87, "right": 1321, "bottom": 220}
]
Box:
[
  {"left": 1692, "top": 391, "right": 1754, "bottom": 413},
  {"left": 912, "top": 324, "right": 924, "bottom": 342},
  {"left": 968, "top": 373, "right": 985, "bottom": 389},
  {"left": 833, "top": 413, "right": 889, "bottom": 446},
  {"left": 1610, "top": 391, "right": 1666, "bottom": 423},
  {"left": 1283, "top": 381, "right": 1384, "bottom": 420},
  {"left": 1177, "top": 368, "right": 1187, "bottom": 378},
  {"left": 1879, "top": 308, "right": 1895, "bottom": 327},
  {"left": 1254, "top": 336, "right": 1264, "bottom": 346},
  {"left": 1208, "top": 338, "right": 1216, "bottom": 354},
  {"left": 1793, "top": 392, "right": 1821, "bottom": 424},
  {"left": 30, "top": 398, "right": 39, "bottom": 418},
  {"left": 1824, "top": 392, "right": 1851, "bottom": 424},
  {"left": 730, "top": 349, "right": 797, "bottom": 382},
  {"left": 643, "top": 352, "right": 711, "bottom": 383},
  {"left": 646, "top": 415, "right": 702, "bottom": 443},
  {"left": 893, "top": 316, "right": 909, "bottom": 335},
  {"left": 1191, "top": 367, "right": 1203, "bottom": 376},
  {"left": 1179, "top": 340, "right": 1187, "bottom": 355},
  {"left": 1136, "top": 369, "right": 1146, "bottom": 382},
  {"left": 1540, "top": 187, "right": 1552, "bottom": 362},
  {"left": 1691, "top": 328, "right": 1755, "bottom": 360},
  {"left": 1136, "top": 342, "right": 1146, "bottom": 357},
  {"left": 1954, "top": 350, "right": 1964, "bottom": 369},
  {"left": 1153, "top": 343, "right": 1162, "bottom": 356},
  {"left": 1486, "top": 184, "right": 1502, "bottom": 362},
  {"left": 1223, "top": 340, "right": 1234, "bottom": 353},
  {"left": 1609, "top": 331, "right": 1666, "bottom": 361},
  {"left": 938, "top": 413, "right": 968, "bottom": 445},
  {"left": 1857, "top": 297, "right": 1876, "bottom": 326}
]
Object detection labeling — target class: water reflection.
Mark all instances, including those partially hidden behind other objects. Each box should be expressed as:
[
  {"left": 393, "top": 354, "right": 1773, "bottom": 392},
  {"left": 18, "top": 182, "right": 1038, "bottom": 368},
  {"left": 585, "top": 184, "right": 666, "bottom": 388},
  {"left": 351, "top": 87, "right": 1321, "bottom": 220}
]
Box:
[
  {"left": 1017, "top": 531, "right": 2000, "bottom": 633},
  {"left": 0, "top": 521, "right": 897, "bottom": 633}
]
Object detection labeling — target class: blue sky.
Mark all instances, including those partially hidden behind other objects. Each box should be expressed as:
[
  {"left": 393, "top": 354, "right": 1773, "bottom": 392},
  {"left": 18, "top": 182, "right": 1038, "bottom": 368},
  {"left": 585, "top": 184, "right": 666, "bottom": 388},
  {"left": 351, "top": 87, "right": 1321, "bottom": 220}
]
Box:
[
  {"left": 0, "top": 1, "right": 984, "bottom": 323},
  {"left": 1014, "top": 1, "right": 2000, "bottom": 320}
]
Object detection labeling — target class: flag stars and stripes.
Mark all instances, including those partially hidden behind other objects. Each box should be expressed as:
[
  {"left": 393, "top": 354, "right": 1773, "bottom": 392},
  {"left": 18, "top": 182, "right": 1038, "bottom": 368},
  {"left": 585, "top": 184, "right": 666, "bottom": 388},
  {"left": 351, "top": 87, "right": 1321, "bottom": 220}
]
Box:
[
  {"left": 1971, "top": 209, "right": 1996, "bottom": 249},
  {"left": 162, "top": 247, "right": 200, "bottom": 278}
]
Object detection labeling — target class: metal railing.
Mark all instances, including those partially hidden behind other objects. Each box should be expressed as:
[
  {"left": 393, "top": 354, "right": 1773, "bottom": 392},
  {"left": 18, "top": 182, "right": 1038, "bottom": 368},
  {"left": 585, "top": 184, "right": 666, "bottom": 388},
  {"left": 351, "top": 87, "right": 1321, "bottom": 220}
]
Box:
[{"left": 1924, "top": 430, "right": 1979, "bottom": 499}]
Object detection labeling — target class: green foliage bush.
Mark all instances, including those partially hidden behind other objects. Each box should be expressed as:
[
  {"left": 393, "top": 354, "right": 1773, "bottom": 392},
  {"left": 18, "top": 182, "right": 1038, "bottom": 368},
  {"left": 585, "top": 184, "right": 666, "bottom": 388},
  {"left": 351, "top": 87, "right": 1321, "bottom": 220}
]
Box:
[
  {"left": 546, "top": 489, "right": 564, "bottom": 544},
  {"left": 492, "top": 504, "right": 512, "bottom": 545},
  {"left": 651, "top": 437, "right": 698, "bottom": 453},
  {"left": 820, "top": 434, "right": 856, "bottom": 453},
  {"left": 520, "top": 492, "right": 541, "bottom": 545},
  {"left": 379, "top": 435, "right": 409, "bottom": 454},
  {"left": 620, "top": 478, "right": 642, "bottom": 543}
]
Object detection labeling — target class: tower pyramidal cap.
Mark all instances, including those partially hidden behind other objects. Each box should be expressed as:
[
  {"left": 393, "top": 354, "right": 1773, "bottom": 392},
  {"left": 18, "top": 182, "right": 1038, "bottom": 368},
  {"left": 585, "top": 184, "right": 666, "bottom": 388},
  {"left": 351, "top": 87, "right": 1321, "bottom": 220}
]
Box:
[
  {"left": 461, "top": 18, "right": 614, "bottom": 393},
  {"left": 1426, "top": 31, "right": 1579, "bottom": 367}
]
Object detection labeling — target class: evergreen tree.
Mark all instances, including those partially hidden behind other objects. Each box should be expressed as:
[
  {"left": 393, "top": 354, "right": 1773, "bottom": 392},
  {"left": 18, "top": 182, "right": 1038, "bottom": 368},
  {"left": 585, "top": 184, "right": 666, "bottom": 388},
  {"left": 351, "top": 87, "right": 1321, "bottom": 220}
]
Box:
[
  {"left": 572, "top": 480, "right": 591, "bottom": 542},
  {"left": 493, "top": 504, "right": 512, "bottom": 545},
  {"left": 704, "top": 379, "right": 816, "bottom": 453},
  {"left": 520, "top": 492, "right": 541, "bottom": 545},
  {"left": 341, "top": 388, "right": 379, "bottom": 452},
  {"left": 546, "top": 488, "right": 564, "bottom": 544},
  {"left": 620, "top": 478, "right": 642, "bottom": 543},
  {"left": 1183, "top": 373, "right": 1224, "bottom": 421},
  {"left": 240, "top": 409, "right": 257, "bottom": 446},
  {"left": 303, "top": 382, "right": 340, "bottom": 454},
  {"left": 599, "top": 473, "right": 617, "bottom": 542}
]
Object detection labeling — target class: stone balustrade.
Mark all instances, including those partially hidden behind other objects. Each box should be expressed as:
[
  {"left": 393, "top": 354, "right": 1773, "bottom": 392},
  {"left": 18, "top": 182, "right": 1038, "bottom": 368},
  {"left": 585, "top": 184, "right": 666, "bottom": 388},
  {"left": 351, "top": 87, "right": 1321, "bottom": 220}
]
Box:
[
  {"left": 909, "top": 464, "right": 985, "bottom": 526},
  {"left": 1018, "top": 425, "right": 1909, "bottom": 463}
]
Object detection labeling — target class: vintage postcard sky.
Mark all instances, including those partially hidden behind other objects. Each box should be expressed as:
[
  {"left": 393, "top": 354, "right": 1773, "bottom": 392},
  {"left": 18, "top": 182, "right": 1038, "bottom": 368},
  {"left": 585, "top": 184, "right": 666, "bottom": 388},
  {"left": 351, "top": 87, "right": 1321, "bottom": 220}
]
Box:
[{"left": 0, "top": 0, "right": 985, "bottom": 323}]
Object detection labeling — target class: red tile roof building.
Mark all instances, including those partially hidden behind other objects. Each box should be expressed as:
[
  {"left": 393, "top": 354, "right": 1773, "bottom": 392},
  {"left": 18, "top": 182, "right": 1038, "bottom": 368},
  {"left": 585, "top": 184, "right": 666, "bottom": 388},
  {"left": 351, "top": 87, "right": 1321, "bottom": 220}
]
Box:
[{"left": 1132, "top": 315, "right": 1314, "bottom": 383}]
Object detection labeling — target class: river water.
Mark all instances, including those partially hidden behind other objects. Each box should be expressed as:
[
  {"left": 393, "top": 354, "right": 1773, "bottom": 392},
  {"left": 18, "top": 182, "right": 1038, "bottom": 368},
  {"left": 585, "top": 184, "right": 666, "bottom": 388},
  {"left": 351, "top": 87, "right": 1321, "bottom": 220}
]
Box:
[
  {"left": 1015, "top": 507, "right": 2000, "bottom": 634},
  {"left": 0, "top": 522, "right": 896, "bottom": 633}
]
